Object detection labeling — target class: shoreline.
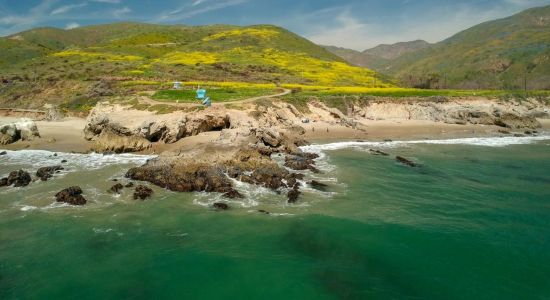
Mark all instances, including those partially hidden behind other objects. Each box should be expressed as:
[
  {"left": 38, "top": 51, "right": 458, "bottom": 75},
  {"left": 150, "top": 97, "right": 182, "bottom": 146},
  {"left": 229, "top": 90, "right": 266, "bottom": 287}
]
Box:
[{"left": 2, "top": 116, "right": 549, "bottom": 154}]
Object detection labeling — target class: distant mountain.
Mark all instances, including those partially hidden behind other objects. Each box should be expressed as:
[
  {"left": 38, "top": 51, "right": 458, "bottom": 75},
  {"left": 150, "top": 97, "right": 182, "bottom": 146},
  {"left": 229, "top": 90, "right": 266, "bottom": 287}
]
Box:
[
  {"left": 382, "top": 5, "right": 550, "bottom": 89},
  {"left": 363, "top": 40, "right": 431, "bottom": 60},
  {"left": 324, "top": 40, "right": 430, "bottom": 73},
  {"left": 326, "top": 5, "right": 550, "bottom": 90}
]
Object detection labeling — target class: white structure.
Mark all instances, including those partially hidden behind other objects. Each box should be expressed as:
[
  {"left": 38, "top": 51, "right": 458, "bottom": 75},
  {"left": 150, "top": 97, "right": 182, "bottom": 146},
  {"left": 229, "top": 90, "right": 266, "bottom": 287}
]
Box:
[{"left": 173, "top": 81, "right": 182, "bottom": 89}]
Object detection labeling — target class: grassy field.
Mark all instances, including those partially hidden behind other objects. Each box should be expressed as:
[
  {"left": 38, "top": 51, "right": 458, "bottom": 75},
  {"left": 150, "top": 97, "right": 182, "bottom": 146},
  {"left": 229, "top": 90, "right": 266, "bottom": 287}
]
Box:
[{"left": 151, "top": 87, "right": 277, "bottom": 103}]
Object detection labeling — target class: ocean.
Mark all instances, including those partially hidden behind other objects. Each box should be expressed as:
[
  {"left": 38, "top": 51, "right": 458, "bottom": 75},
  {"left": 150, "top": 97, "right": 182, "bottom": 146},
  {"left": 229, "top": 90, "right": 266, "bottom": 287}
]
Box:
[{"left": 1, "top": 135, "right": 550, "bottom": 299}]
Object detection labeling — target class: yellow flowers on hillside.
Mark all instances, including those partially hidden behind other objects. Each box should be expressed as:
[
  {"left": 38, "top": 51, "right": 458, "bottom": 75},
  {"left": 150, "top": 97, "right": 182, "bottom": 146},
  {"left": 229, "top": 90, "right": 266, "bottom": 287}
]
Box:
[
  {"left": 202, "top": 28, "right": 280, "bottom": 42},
  {"left": 52, "top": 50, "right": 142, "bottom": 62},
  {"left": 161, "top": 51, "right": 219, "bottom": 65}
]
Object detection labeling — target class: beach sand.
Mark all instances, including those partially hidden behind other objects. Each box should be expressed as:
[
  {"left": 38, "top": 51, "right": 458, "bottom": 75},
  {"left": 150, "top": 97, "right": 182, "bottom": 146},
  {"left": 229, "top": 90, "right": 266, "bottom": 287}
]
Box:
[{"left": 1, "top": 116, "right": 549, "bottom": 153}]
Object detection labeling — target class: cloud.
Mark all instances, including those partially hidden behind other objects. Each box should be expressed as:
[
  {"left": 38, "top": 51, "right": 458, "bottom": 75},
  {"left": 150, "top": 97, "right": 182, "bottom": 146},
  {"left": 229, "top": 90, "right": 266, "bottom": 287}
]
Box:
[
  {"left": 156, "top": 0, "right": 248, "bottom": 22},
  {"left": 112, "top": 6, "right": 131, "bottom": 18},
  {"left": 65, "top": 22, "right": 80, "bottom": 29},
  {"left": 51, "top": 3, "right": 87, "bottom": 15},
  {"left": 192, "top": 0, "right": 208, "bottom": 6}
]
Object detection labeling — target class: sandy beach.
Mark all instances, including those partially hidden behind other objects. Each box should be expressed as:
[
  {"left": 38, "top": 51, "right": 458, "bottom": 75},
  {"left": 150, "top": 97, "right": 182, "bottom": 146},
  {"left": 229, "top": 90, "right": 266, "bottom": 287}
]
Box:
[{"left": 2, "top": 114, "right": 548, "bottom": 154}]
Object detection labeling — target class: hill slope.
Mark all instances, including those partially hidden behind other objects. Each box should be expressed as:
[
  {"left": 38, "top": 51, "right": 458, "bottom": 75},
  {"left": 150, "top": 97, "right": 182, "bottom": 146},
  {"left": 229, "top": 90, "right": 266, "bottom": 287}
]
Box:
[
  {"left": 386, "top": 5, "right": 550, "bottom": 89},
  {"left": 0, "top": 23, "right": 390, "bottom": 108}
]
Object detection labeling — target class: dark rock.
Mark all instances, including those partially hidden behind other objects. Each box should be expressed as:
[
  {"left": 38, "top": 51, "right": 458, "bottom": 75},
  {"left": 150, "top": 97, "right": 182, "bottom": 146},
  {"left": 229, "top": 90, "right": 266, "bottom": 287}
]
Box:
[
  {"left": 133, "top": 185, "right": 153, "bottom": 200},
  {"left": 36, "top": 166, "right": 63, "bottom": 181},
  {"left": 53, "top": 153, "right": 57, "bottom": 157},
  {"left": 498, "top": 130, "right": 511, "bottom": 134},
  {"left": 125, "top": 182, "right": 134, "bottom": 188},
  {"left": 309, "top": 180, "right": 328, "bottom": 191},
  {"left": 384, "top": 139, "right": 393, "bottom": 142},
  {"left": 284, "top": 152, "right": 319, "bottom": 172},
  {"left": 61, "top": 159, "right": 68, "bottom": 163},
  {"left": 258, "top": 210, "right": 270, "bottom": 215},
  {"left": 0, "top": 151, "right": 7, "bottom": 155},
  {"left": 524, "top": 130, "right": 533, "bottom": 135},
  {"left": 369, "top": 149, "right": 389, "bottom": 156},
  {"left": 514, "top": 134, "right": 526, "bottom": 137},
  {"left": 223, "top": 188, "right": 244, "bottom": 199},
  {"left": 55, "top": 186, "right": 86, "bottom": 205},
  {"left": 112, "top": 178, "right": 118, "bottom": 182},
  {"left": 287, "top": 187, "right": 301, "bottom": 203},
  {"left": 110, "top": 183, "right": 124, "bottom": 194},
  {"left": 6, "top": 170, "right": 32, "bottom": 187},
  {"left": 213, "top": 202, "right": 229, "bottom": 210},
  {"left": 396, "top": 156, "right": 418, "bottom": 167},
  {"left": 0, "top": 177, "right": 7, "bottom": 187}
]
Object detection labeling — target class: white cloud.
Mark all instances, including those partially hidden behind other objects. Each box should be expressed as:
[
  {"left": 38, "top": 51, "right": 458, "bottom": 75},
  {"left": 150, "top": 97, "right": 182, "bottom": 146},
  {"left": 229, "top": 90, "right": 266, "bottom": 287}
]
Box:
[
  {"left": 192, "top": 0, "right": 208, "bottom": 6},
  {"left": 112, "top": 6, "right": 131, "bottom": 18},
  {"left": 65, "top": 22, "right": 80, "bottom": 29},
  {"left": 51, "top": 3, "right": 87, "bottom": 15},
  {"left": 156, "top": 0, "right": 248, "bottom": 22}
]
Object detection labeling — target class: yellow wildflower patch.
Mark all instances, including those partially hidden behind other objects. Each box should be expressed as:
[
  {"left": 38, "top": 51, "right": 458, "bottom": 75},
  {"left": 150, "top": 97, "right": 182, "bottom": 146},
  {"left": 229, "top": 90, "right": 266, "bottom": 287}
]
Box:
[
  {"left": 203, "top": 28, "right": 280, "bottom": 42},
  {"left": 52, "top": 50, "right": 142, "bottom": 62},
  {"left": 161, "top": 51, "right": 218, "bottom": 65}
]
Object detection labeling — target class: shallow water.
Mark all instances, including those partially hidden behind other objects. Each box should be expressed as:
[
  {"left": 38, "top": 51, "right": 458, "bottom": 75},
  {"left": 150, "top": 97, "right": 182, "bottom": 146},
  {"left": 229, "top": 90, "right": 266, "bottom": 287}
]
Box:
[{"left": 1, "top": 135, "right": 550, "bottom": 299}]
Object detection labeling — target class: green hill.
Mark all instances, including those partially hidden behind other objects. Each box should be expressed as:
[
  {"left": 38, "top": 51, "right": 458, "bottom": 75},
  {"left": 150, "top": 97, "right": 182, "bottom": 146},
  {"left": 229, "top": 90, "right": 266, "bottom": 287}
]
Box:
[
  {"left": 0, "top": 22, "right": 390, "bottom": 108},
  {"left": 384, "top": 5, "right": 550, "bottom": 89}
]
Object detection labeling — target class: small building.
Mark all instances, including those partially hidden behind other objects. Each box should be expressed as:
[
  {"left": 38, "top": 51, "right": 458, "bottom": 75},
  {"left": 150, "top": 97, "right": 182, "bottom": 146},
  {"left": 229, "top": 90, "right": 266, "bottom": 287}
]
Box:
[{"left": 173, "top": 81, "right": 182, "bottom": 89}]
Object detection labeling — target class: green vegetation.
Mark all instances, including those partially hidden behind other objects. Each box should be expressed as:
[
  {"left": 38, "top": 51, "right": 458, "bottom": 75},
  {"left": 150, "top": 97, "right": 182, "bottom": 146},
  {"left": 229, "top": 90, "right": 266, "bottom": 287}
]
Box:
[
  {"left": 326, "top": 5, "right": 550, "bottom": 90},
  {"left": 152, "top": 87, "right": 276, "bottom": 103}
]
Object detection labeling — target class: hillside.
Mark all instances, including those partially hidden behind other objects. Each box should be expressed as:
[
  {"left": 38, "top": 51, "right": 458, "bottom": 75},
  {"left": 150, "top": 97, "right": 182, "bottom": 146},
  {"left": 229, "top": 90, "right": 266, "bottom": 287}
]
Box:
[
  {"left": 0, "top": 23, "right": 390, "bottom": 109},
  {"left": 385, "top": 5, "right": 550, "bottom": 89}
]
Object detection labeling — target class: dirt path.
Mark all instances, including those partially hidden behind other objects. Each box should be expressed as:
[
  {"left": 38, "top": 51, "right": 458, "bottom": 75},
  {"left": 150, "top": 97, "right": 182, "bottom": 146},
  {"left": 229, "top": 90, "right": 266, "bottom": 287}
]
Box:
[{"left": 138, "top": 88, "right": 292, "bottom": 107}]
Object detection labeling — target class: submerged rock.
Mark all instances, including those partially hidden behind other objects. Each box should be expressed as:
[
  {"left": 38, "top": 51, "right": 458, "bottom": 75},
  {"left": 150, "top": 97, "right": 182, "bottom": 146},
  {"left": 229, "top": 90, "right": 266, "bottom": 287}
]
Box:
[
  {"left": 396, "top": 156, "right": 418, "bottom": 167},
  {"left": 223, "top": 188, "right": 244, "bottom": 199},
  {"left": 309, "top": 180, "right": 328, "bottom": 191},
  {"left": 213, "top": 202, "right": 229, "bottom": 210},
  {"left": 55, "top": 186, "right": 86, "bottom": 205},
  {"left": 287, "top": 187, "right": 301, "bottom": 203},
  {"left": 133, "top": 185, "right": 153, "bottom": 200},
  {"left": 125, "top": 182, "right": 134, "bottom": 188},
  {"left": 110, "top": 183, "right": 124, "bottom": 194},
  {"left": 369, "top": 149, "right": 390, "bottom": 156},
  {"left": 0, "top": 151, "right": 7, "bottom": 155},
  {"left": 36, "top": 166, "right": 64, "bottom": 181}
]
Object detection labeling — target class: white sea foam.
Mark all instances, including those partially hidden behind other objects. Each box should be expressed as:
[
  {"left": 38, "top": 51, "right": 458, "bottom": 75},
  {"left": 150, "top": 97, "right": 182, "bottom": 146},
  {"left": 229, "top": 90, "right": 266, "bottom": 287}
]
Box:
[
  {"left": 300, "top": 134, "right": 550, "bottom": 152},
  {"left": 0, "top": 149, "right": 155, "bottom": 177}
]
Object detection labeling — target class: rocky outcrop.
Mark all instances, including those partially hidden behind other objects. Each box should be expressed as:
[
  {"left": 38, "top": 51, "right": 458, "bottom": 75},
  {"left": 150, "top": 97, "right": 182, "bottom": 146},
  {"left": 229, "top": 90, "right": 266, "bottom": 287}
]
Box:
[
  {"left": 133, "top": 185, "right": 153, "bottom": 200},
  {"left": 493, "top": 112, "right": 541, "bottom": 129},
  {"left": 0, "top": 119, "right": 40, "bottom": 145},
  {"left": 0, "top": 170, "right": 32, "bottom": 187},
  {"left": 213, "top": 202, "right": 229, "bottom": 210},
  {"left": 284, "top": 152, "right": 320, "bottom": 173},
  {"left": 84, "top": 114, "right": 151, "bottom": 153},
  {"left": 55, "top": 186, "right": 86, "bottom": 205},
  {"left": 109, "top": 183, "right": 124, "bottom": 194},
  {"left": 36, "top": 166, "right": 63, "bottom": 181},
  {"left": 126, "top": 149, "right": 306, "bottom": 203}
]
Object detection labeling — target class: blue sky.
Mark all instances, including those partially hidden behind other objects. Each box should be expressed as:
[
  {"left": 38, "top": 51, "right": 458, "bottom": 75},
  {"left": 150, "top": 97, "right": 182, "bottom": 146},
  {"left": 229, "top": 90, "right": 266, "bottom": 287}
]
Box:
[{"left": 1, "top": 0, "right": 549, "bottom": 50}]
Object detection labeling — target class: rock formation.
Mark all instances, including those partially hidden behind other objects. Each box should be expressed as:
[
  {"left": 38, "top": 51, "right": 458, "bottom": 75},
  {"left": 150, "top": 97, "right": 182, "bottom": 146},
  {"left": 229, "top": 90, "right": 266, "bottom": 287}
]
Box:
[
  {"left": 36, "top": 166, "right": 63, "bottom": 181},
  {"left": 55, "top": 186, "right": 87, "bottom": 205},
  {"left": 0, "top": 119, "right": 40, "bottom": 145}
]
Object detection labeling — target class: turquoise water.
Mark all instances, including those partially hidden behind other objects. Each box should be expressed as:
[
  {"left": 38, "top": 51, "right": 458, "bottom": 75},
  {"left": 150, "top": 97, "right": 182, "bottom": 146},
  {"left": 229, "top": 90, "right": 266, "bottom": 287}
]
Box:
[{"left": 1, "top": 136, "right": 550, "bottom": 299}]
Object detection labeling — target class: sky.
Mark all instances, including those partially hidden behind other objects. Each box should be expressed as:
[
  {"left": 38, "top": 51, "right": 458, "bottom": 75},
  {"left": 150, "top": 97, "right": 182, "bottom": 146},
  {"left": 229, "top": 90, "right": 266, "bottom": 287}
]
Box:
[{"left": 1, "top": 0, "right": 550, "bottom": 50}]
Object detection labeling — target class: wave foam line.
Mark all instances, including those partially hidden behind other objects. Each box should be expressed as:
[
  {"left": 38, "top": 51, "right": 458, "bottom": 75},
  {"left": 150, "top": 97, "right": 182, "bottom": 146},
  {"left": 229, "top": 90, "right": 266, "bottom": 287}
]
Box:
[{"left": 300, "top": 135, "right": 550, "bottom": 152}]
